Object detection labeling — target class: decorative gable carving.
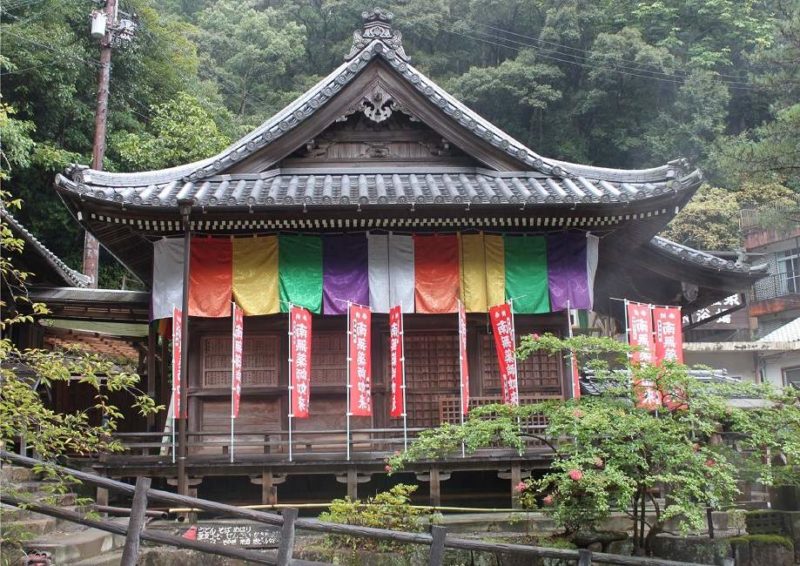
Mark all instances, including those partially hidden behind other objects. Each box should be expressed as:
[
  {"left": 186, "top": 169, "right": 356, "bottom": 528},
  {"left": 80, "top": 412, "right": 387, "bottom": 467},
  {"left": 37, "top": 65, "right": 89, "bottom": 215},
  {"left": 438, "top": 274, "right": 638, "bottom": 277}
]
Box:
[{"left": 345, "top": 8, "right": 408, "bottom": 62}]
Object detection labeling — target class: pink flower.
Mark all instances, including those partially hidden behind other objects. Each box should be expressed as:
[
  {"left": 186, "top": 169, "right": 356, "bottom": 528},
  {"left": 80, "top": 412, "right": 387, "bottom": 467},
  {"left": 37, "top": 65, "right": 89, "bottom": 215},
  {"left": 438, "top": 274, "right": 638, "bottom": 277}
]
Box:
[
  {"left": 515, "top": 481, "right": 527, "bottom": 493},
  {"left": 705, "top": 459, "right": 715, "bottom": 468},
  {"left": 384, "top": 465, "right": 393, "bottom": 473},
  {"left": 532, "top": 333, "right": 541, "bottom": 340},
  {"left": 543, "top": 495, "right": 554, "bottom": 506},
  {"left": 568, "top": 469, "right": 583, "bottom": 481},
  {"left": 572, "top": 409, "right": 585, "bottom": 419}
]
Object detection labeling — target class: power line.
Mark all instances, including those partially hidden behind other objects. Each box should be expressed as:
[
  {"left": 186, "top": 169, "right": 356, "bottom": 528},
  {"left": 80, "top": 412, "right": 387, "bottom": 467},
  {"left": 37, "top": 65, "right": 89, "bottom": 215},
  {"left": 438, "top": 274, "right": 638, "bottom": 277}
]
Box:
[
  {"left": 472, "top": 21, "right": 756, "bottom": 83},
  {"left": 456, "top": 26, "right": 760, "bottom": 89},
  {"left": 444, "top": 27, "right": 766, "bottom": 92},
  {"left": 3, "top": 29, "right": 100, "bottom": 68}
]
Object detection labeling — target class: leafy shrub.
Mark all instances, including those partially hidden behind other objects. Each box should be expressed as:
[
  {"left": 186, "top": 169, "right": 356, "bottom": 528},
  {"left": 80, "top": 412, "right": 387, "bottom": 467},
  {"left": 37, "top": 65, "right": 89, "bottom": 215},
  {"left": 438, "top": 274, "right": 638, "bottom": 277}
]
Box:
[{"left": 319, "top": 484, "right": 425, "bottom": 553}]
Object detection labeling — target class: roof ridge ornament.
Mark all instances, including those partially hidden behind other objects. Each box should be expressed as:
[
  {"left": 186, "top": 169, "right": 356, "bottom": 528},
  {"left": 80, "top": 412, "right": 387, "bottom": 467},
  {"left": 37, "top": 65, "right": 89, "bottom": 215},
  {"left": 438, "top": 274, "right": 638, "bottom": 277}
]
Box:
[{"left": 345, "top": 7, "right": 408, "bottom": 62}]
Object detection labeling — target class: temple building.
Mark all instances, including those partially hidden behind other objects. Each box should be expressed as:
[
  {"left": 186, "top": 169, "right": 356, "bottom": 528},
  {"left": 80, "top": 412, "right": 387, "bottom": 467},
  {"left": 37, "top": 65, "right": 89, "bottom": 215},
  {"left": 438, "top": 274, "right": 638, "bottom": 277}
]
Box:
[{"left": 50, "top": 9, "right": 765, "bottom": 504}]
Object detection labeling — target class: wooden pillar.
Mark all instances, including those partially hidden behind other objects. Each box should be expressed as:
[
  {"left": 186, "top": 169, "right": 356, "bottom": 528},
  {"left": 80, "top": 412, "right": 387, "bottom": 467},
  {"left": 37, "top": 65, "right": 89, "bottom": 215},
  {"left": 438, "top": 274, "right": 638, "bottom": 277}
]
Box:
[
  {"left": 263, "top": 471, "right": 278, "bottom": 505},
  {"left": 429, "top": 468, "right": 441, "bottom": 507},
  {"left": 347, "top": 468, "right": 358, "bottom": 500},
  {"left": 146, "top": 322, "right": 157, "bottom": 431},
  {"left": 510, "top": 464, "right": 522, "bottom": 509},
  {"left": 158, "top": 332, "right": 169, "bottom": 431}
]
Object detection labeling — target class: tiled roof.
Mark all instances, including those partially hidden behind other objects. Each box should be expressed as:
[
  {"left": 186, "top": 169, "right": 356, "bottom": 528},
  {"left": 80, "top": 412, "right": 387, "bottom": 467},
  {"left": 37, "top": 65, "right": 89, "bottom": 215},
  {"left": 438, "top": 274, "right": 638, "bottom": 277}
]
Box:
[
  {"left": 650, "top": 236, "right": 768, "bottom": 274},
  {"left": 1, "top": 208, "right": 90, "bottom": 288},
  {"left": 55, "top": 168, "right": 700, "bottom": 209}
]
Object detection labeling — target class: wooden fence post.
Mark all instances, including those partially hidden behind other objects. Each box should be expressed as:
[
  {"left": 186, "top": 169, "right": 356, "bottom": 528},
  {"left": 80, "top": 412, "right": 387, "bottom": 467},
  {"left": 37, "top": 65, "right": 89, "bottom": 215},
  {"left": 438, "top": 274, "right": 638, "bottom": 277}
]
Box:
[
  {"left": 429, "top": 525, "right": 447, "bottom": 566},
  {"left": 577, "top": 548, "right": 592, "bottom": 566},
  {"left": 277, "top": 507, "right": 299, "bottom": 566},
  {"left": 120, "top": 476, "right": 152, "bottom": 566}
]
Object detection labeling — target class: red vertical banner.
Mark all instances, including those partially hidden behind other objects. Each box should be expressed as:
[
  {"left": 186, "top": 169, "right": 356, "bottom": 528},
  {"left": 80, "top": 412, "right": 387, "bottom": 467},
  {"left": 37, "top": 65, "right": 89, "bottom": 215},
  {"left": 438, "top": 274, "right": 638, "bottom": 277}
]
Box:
[
  {"left": 653, "top": 306, "right": 684, "bottom": 364},
  {"left": 389, "top": 306, "right": 404, "bottom": 418},
  {"left": 349, "top": 304, "right": 372, "bottom": 416},
  {"left": 627, "top": 302, "right": 656, "bottom": 365},
  {"left": 231, "top": 303, "right": 244, "bottom": 418},
  {"left": 626, "top": 301, "right": 662, "bottom": 410},
  {"left": 172, "top": 307, "right": 183, "bottom": 419},
  {"left": 489, "top": 303, "right": 519, "bottom": 406},
  {"left": 290, "top": 306, "right": 313, "bottom": 418},
  {"left": 458, "top": 300, "right": 470, "bottom": 415}
]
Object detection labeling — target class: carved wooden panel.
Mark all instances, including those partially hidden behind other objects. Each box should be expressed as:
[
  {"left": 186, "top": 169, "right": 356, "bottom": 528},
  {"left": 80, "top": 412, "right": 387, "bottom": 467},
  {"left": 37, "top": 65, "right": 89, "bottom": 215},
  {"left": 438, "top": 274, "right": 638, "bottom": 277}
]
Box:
[
  {"left": 311, "top": 332, "right": 347, "bottom": 386},
  {"left": 201, "top": 335, "right": 279, "bottom": 388},
  {"left": 480, "top": 335, "right": 562, "bottom": 395},
  {"left": 399, "top": 333, "right": 461, "bottom": 428}
]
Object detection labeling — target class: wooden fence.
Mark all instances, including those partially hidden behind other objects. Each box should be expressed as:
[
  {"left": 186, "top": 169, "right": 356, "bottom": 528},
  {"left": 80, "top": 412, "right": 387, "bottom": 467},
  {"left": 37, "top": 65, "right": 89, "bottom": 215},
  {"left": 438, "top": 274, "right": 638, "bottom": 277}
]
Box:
[{"left": 1, "top": 450, "right": 706, "bottom": 566}]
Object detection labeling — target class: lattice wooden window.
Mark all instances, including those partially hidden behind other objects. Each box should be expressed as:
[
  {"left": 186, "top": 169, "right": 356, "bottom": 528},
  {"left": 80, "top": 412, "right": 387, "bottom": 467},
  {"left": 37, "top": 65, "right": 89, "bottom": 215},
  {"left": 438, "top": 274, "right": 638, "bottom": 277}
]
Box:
[
  {"left": 401, "top": 333, "right": 460, "bottom": 428},
  {"left": 311, "top": 331, "right": 347, "bottom": 386},
  {"left": 480, "top": 335, "right": 562, "bottom": 395},
  {"left": 201, "top": 335, "right": 279, "bottom": 388}
]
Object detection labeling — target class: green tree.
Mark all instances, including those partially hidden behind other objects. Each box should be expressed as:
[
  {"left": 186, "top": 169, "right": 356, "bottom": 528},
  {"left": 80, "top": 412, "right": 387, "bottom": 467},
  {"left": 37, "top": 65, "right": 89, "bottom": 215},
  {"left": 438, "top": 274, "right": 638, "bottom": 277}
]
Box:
[
  {"left": 389, "top": 334, "right": 800, "bottom": 555},
  {"left": 112, "top": 92, "right": 231, "bottom": 171}
]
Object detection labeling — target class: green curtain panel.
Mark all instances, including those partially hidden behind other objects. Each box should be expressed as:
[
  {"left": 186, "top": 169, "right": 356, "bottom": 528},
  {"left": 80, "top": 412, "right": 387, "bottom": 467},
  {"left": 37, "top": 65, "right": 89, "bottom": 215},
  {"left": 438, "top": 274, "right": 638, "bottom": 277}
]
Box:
[
  {"left": 504, "top": 235, "right": 550, "bottom": 314},
  {"left": 279, "top": 235, "right": 323, "bottom": 314}
]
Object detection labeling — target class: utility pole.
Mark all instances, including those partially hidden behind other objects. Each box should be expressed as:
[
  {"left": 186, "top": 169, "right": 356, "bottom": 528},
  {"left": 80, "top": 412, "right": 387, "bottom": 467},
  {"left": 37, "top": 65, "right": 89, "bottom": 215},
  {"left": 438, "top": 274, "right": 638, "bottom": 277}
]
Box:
[{"left": 84, "top": 0, "right": 136, "bottom": 286}]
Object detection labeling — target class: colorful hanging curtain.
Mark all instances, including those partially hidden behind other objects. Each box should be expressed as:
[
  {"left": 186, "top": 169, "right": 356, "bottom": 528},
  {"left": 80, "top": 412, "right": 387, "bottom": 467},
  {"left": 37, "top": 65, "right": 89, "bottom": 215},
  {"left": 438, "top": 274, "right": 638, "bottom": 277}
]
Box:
[
  {"left": 279, "top": 235, "right": 323, "bottom": 314},
  {"left": 414, "top": 234, "right": 460, "bottom": 314},
  {"left": 188, "top": 237, "right": 232, "bottom": 318},
  {"left": 459, "top": 233, "right": 505, "bottom": 312},
  {"left": 154, "top": 231, "right": 600, "bottom": 317},
  {"left": 368, "top": 234, "right": 415, "bottom": 313},
  {"left": 323, "top": 234, "right": 369, "bottom": 315},
  {"left": 547, "top": 232, "right": 599, "bottom": 311},
  {"left": 152, "top": 238, "right": 185, "bottom": 320},
  {"left": 504, "top": 235, "right": 549, "bottom": 314},
  {"left": 233, "top": 236, "right": 279, "bottom": 315}
]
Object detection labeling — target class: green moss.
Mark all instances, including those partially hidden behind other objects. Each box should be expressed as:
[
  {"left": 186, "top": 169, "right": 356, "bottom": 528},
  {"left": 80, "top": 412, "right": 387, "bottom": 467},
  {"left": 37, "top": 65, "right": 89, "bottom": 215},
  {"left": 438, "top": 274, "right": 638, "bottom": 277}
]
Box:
[{"left": 728, "top": 534, "right": 794, "bottom": 550}]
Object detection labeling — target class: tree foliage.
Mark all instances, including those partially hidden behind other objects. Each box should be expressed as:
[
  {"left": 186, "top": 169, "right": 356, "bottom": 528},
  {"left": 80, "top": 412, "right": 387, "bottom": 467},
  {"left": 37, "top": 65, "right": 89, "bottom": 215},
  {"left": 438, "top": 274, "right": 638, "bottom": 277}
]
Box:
[{"left": 388, "top": 333, "right": 800, "bottom": 555}]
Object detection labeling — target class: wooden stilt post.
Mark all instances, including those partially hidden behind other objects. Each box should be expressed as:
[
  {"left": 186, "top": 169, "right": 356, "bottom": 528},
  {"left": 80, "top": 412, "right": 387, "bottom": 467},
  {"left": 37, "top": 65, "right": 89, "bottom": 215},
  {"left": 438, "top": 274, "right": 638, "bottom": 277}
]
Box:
[
  {"left": 262, "top": 471, "right": 277, "bottom": 506},
  {"left": 511, "top": 464, "right": 522, "bottom": 509},
  {"left": 120, "top": 476, "right": 151, "bottom": 566},
  {"left": 347, "top": 468, "right": 358, "bottom": 500},
  {"left": 146, "top": 323, "right": 157, "bottom": 432},
  {"left": 429, "top": 468, "right": 441, "bottom": 507}
]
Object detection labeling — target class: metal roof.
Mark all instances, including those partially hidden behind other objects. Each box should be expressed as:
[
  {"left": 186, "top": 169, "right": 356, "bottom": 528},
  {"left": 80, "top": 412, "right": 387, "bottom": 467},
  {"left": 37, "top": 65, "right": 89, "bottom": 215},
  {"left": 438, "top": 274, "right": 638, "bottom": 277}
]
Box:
[{"left": 759, "top": 317, "right": 800, "bottom": 343}]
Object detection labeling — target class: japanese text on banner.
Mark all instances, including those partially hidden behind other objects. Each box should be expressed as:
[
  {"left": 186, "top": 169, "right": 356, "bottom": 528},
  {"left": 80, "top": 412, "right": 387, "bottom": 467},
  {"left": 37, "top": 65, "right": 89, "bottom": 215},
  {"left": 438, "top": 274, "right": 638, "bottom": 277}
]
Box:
[
  {"left": 290, "top": 306, "right": 313, "bottom": 418},
  {"left": 172, "top": 307, "right": 183, "bottom": 419},
  {"left": 349, "top": 305, "right": 372, "bottom": 416},
  {"left": 231, "top": 304, "right": 244, "bottom": 418},
  {"left": 489, "top": 303, "right": 519, "bottom": 406},
  {"left": 389, "top": 306, "right": 404, "bottom": 418},
  {"left": 653, "top": 306, "right": 684, "bottom": 364},
  {"left": 458, "top": 301, "right": 470, "bottom": 415},
  {"left": 626, "top": 301, "right": 662, "bottom": 410}
]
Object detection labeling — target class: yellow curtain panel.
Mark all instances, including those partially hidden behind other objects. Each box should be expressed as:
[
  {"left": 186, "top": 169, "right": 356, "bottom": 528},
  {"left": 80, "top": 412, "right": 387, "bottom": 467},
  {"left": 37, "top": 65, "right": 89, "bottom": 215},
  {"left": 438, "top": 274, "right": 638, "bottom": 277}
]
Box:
[{"left": 232, "top": 236, "right": 279, "bottom": 315}]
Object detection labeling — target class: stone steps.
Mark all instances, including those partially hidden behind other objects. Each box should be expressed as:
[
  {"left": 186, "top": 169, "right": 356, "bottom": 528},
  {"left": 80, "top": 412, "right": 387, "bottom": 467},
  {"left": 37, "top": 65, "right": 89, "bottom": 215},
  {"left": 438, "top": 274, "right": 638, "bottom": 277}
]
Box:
[
  {"left": 72, "top": 549, "right": 125, "bottom": 566},
  {"left": 25, "top": 525, "right": 126, "bottom": 564}
]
